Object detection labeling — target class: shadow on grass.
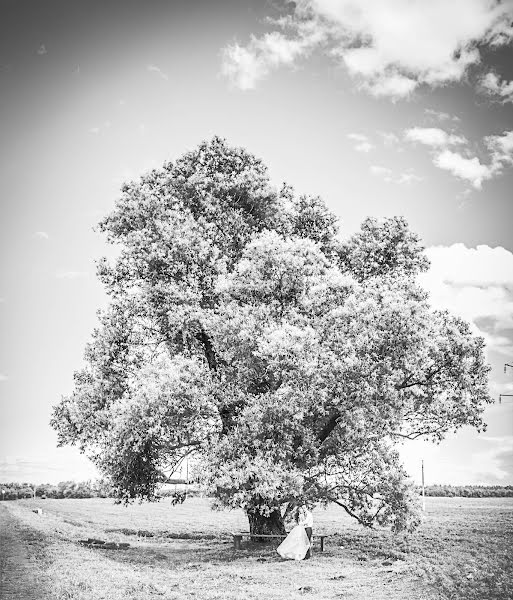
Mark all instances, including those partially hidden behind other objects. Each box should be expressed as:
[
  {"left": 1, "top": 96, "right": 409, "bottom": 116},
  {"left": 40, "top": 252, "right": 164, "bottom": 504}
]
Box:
[
  {"left": 104, "top": 527, "right": 218, "bottom": 540},
  {"left": 77, "top": 538, "right": 300, "bottom": 569}
]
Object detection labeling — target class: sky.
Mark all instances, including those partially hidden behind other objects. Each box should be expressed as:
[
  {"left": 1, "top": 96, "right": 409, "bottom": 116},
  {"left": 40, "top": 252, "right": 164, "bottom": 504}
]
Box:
[{"left": 0, "top": 0, "right": 512, "bottom": 487}]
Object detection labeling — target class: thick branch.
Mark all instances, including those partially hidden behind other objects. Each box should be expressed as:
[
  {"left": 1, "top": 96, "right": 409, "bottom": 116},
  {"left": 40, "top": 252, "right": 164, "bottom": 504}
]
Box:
[
  {"left": 318, "top": 411, "right": 340, "bottom": 443},
  {"left": 196, "top": 327, "right": 218, "bottom": 372}
]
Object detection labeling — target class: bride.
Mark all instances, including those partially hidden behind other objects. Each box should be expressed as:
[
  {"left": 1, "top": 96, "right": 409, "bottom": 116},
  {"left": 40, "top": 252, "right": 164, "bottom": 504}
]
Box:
[{"left": 277, "top": 506, "right": 314, "bottom": 561}]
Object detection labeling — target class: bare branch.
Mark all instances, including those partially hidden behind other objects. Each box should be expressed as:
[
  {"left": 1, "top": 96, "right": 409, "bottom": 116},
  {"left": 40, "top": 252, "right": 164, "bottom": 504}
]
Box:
[{"left": 326, "top": 496, "right": 373, "bottom": 528}]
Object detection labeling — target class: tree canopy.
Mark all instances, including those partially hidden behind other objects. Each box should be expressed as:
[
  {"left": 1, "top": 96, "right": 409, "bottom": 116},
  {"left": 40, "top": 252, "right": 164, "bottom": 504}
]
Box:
[{"left": 51, "top": 137, "right": 491, "bottom": 534}]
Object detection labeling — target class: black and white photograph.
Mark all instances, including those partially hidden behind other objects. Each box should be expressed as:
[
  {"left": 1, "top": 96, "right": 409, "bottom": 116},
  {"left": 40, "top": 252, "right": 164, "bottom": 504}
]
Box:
[{"left": 1, "top": 1, "right": 512, "bottom": 598}]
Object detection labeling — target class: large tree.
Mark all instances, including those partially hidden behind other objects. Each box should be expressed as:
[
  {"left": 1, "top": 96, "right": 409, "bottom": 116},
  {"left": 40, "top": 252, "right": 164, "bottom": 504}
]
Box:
[{"left": 52, "top": 137, "right": 491, "bottom": 535}]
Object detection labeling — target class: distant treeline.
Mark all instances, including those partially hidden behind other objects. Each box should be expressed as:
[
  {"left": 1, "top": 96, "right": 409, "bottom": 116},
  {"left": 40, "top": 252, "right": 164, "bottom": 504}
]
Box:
[
  {"left": 418, "top": 485, "right": 513, "bottom": 498},
  {"left": 0, "top": 480, "right": 114, "bottom": 500},
  {"left": 1, "top": 481, "right": 512, "bottom": 500}
]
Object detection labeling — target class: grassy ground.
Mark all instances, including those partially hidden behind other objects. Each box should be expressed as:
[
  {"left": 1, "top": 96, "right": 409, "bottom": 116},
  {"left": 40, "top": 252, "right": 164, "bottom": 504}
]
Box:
[{"left": 2, "top": 497, "right": 512, "bottom": 600}]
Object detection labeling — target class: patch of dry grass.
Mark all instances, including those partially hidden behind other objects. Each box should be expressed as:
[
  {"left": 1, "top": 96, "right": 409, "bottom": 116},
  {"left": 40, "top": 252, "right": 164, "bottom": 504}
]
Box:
[{"left": 4, "top": 497, "right": 512, "bottom": 599}]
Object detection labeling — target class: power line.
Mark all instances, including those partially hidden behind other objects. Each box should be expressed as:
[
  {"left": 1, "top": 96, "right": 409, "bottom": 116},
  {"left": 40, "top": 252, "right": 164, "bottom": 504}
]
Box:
[
  {"left": 499, "top": 363, "right": 513, "bottom": 403},
  {"left": 499, "top": 394, "right": 513, "bottom": 404}
]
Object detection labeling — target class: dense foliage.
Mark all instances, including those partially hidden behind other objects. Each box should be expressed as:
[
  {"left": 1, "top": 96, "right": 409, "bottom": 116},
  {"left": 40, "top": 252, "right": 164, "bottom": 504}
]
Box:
[{"left": 51, "top": 137, "right": 491, "bottom": 534}]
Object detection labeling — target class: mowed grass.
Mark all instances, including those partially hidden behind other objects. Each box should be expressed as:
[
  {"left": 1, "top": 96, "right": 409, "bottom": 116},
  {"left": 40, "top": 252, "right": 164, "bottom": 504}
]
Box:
[{"left": 4, "top": 496, "right": 512, "bottom": 600}]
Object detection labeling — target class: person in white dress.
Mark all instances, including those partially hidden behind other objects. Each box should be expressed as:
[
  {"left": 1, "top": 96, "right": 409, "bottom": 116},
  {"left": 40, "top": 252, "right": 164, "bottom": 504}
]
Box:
[
  {"left": 296, "top": 506, "right": 313, "bottom": 559},
  {"left": 276, "top": 506, "right": 314, "bottom": 561}
]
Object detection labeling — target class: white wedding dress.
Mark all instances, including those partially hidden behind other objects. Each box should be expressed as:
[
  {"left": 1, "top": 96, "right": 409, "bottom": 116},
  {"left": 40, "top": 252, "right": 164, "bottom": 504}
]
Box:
[{"left": 276, "top": 525, "right": 311, "bottom": 561}]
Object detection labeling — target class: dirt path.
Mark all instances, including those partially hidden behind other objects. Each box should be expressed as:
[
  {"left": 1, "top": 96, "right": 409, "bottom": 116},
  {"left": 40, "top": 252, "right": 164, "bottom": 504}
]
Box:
[{"left": 0, "top": 504, "right": 50, "bottom": 599}]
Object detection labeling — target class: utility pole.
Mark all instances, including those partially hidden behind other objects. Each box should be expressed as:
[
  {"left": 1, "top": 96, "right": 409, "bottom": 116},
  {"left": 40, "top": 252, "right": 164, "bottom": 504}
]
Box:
[
  {"left": 500, "top": 363, "right": 513, "bottom": 403},
  {"left": 185, "top": 457, "right": 189, "bottom": 499},
  {"left": 421, "top": 459, "right": 426, "bottom": 512}
]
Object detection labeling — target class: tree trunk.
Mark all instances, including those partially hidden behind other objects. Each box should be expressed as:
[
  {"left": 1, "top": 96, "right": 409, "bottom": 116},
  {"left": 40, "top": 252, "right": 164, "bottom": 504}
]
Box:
[{"left": 246, "top": 504, "right": 286, "bottom": 541}]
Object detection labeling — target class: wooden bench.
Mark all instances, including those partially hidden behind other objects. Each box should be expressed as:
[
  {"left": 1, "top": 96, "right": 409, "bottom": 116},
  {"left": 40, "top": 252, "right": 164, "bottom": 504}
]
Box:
[{"left": 232, "top": 532, "right": 329, "bottom": 552}]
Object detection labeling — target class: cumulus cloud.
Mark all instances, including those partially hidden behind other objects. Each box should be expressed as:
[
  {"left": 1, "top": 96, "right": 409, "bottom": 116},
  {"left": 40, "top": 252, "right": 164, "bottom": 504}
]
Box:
[
  {"left": 370, "top": 165, "right": 422, "bottom": 185},
  {"left": 34, "top": 231, "right": 49, "bottom": 240},
  {"left": 0, "top": 373, "right": 8, "bottom": 382},
  {"left": 480, "top": 72, "right": 513, "bottom": 103},
  {"left": 419, "top": 244, "right": 513, "bottom": 356},
  {"left": 222, "top": 20, "right": 326, "bottom": 90},
  {"left": 221, "top": 0, "right": 513, "bottom": 98},
  {"left": 347, "top": 133, "right": 374, "bottom": 153},
  {"left": 404, "top": 126, "right": 513, "bottom": 188},
  {"left": 359, "top": 72, "right": 417, "bottom": 100},
  {"left": 405, "top": 127, "right": 466, "bottom": 147},
  {"left": 147, "top": 64, "right": 169, "bottom": 81},
  {"left": 37, "top": 44, "right": 47, "bottom": 56},
  {"left": 433, "top": 150, "right": 494, "bottom": 189},
  {"left": 424, "top": 108, "right": 460, "bottom": 122},
  {"left": 396, "top": 172, "right": 423, "bottom": 185},
  {"left": 486, "top": 130, "right": 513, "bottom": 166}
]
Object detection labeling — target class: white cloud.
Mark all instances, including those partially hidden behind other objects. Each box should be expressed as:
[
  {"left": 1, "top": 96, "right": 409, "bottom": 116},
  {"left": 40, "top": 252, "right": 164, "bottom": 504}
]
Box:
[
  {"left": 89, "top": 127, "right": 100, "bottom": 135},
  {"left": 403, "top": 127, "right": 513, "bottom": 189},
  {"left": 379, "top": 131, "right": 400, "bottom": 146},
  {"left": 55, "top": 270, "right": 89, "bottom": 280},
  {"left": 396, "top": 172, "right": 423, "bottom": 185},
  {"left": 361, "top": 72, "right": 418, "bottom": 99},
  {"left": 405, "top": 127, "right": 466, "bottom": 147},
  {"left": 433, "top": 150, "right": 494, "bottom": 189},
  {"left": 221, "top": 0, "right": 513, "bottom": 98},
  {"left": 37, "top": 44, "right": 47, "bottom": 56},
  {"left": 370, "top": 165, "right": 392, "bottom": 177},
  {"left": 485, "top": 15, "right": 513, "bottom": 47},
  {"left": 424, "top": 108, "right": 459, "bottom": 122},
  {"left": 147, "top": 64, "right": 169, "bottom": 81},
  {"left": 34, "top": 231, "right": 49, "bottom": 240},
  {"left": 423, "top": 244, "right": 513, "bottom": 289},
  {"left": 486, "top": 130, "right": 513, "bottom": 167},
  {"left": 370, "top": 165, "right": 422, "bottom": 185},
  {"left": 419, "top": 244, "right": 513, "bottom": 357},
  {"left": 0, "top": 374, "right": 8, "bottom": 382},
  {"left": 480, "top": 72, "right": 513, "bottom": 103},
  {"left": 221, "top": 23, "right": 326, "bottom": 90},
  {"left": 347, "top": 132, "right": 374, "bottom": 152}
]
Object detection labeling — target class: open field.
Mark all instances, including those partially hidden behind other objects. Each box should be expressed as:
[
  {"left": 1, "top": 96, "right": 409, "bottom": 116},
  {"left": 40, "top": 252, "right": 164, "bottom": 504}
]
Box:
[{"left": 1, "top": 497, "right": 511, "bottom": 600}]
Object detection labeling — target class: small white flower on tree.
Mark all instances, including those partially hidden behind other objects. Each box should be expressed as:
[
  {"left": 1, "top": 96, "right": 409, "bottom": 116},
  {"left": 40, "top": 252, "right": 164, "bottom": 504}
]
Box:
[{"left": 51, "top": 137, "right": 491, "bottom": 535}]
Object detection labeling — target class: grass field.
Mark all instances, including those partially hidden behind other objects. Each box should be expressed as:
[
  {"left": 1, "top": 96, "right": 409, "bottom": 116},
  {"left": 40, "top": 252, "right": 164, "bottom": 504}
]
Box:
[{"left": 2, "top": 496, "right": 512, "bottom": 600}]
